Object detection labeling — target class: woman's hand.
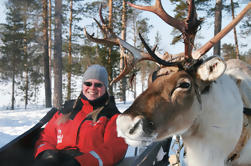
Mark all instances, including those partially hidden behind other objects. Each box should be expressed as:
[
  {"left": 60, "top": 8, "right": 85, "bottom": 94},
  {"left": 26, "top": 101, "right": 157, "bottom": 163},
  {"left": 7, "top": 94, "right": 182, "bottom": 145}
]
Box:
[{"left": 33, "top": 150, "right": 80, "bottom": 166}]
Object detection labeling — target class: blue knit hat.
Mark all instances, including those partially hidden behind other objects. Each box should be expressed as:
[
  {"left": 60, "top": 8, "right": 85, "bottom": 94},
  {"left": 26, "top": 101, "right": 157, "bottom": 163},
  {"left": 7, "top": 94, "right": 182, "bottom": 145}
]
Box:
[{"left": 82, "top": 64, "right": 108, "bottom": 87}]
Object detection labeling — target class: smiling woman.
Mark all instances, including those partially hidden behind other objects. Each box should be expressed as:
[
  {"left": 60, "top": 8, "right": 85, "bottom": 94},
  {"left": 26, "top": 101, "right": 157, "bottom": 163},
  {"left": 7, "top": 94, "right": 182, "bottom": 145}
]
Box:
[
  {"left": 81, "top": 65, "right": 108, "bottom": 101},
  {"left": 33, "top": 64, "right": 128, "bottom": 166}
]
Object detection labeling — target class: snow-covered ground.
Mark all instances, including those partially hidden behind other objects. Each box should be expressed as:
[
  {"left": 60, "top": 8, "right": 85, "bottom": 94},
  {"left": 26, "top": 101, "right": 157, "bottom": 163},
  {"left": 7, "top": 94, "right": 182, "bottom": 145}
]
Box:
[
  {"left": 0, "top": 102, "right": 185, "bottom": 166},
  {"left": 0, "top": 100, "right": 148, "bottom": 160},
  {"left": 0, "top": 76, "right": 184, "bottom": 164},
  {"left": 0, "top": 106, "right": 50, "bottom": 147},
  {"left": 0, "top": 73, "right": 148, "bottom": 157},
  {"left": 0, "top": 102, "right": 137, "bottom": 157},
  {"left": 0, "top": 73, "right": 147, "bottom": 148}
]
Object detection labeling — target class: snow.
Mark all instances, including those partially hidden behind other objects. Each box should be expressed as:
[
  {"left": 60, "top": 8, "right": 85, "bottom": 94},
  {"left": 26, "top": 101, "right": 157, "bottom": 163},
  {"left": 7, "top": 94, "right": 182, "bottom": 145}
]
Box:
[
  {"left": 0, "top": 72, "right": 147, "bottom": 157},
  {"left": 0, "top": 100, "right": 139, "bottom": 157},
  {"left": 0, "top": 103, "right": 186, "bottom": 166},
  {"left": 0, "top": 77, "right": 184, "bottom": 163},
  {"left": 0, "top": 107, "right": 50, "bottom": 148}
]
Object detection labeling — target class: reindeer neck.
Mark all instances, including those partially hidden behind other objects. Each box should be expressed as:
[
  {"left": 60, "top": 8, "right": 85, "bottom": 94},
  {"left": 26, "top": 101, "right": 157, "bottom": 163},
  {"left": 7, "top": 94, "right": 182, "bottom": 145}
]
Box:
[{"left": 182, "top": 75, "right": 243, "bottom": 166}]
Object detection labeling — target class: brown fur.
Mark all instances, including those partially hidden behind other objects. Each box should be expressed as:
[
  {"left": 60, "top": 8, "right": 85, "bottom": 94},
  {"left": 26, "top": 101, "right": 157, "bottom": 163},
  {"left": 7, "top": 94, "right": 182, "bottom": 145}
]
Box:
[{"left": 124, "top": 70, "right": 198, "bottom": 139}]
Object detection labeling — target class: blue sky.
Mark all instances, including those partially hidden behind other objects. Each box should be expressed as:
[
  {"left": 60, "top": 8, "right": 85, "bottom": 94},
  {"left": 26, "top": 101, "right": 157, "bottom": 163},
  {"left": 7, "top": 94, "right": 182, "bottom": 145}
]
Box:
[
  {"left": 0, "top": 0, "right": 6, "bottom": 24},
  {"left": 0, "top": 0, "right": 250, "bottom": 55}
]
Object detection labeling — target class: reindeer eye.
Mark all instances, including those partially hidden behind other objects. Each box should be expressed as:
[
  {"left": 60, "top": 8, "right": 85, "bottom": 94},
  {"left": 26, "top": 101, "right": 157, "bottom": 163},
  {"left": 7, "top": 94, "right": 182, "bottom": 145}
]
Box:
[
  {"left": 178, "top": 82, "right": 191, "bottom": 89},
  {"left": 170, "top": 78, "right": 191, "bottom": 97},
  {"left": 170, "top": 78, "right": 192, "bottom": 103}
]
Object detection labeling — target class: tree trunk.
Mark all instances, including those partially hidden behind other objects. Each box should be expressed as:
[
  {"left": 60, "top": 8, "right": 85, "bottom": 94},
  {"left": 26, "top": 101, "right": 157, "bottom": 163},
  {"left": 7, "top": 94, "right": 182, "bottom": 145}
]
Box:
[
  {"left": 11, "top": 70, "right": 15, "bottom": 110},
  {"left": 132, "top": 13, "right": 137, "bottom": 99},
  {"left": 48, "top": 0, "right": 52, "bottom": 79},
  {"left": 120, "top": 0, "right": 127, "bottom": 103},
  {"left": 43, "top": 0, "right": 52, "bottom": 107},
  {"left": 230, "top": 0, "right": 240, "bottom": 59},
  {"left": 67, "top": 0, "right": 73, "bottom": 100},
  {"left": 214, "top": 0, "right": 222, "bottom": 56},
  {"left": 24, "top": 65, "right": 29, "bottom": 109},
  {"left": 107, "top": 0, "right": 113, "bottom": 95},
  {"left": 53, "top": 0, "right": 63, "bottom": 108},
  {"left": 23, "top": 8, "right": 29, "bottom": 109}
]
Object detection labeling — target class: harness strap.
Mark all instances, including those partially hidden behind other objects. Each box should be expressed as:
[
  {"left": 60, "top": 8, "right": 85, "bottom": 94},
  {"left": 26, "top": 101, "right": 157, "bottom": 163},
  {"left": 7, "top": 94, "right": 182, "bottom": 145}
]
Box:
[
  {"left": 152, "top": 70, "right": 159, "bottom": 81},
  {"left": 227, "top": 114, "right": 250, "bottom": 163}
]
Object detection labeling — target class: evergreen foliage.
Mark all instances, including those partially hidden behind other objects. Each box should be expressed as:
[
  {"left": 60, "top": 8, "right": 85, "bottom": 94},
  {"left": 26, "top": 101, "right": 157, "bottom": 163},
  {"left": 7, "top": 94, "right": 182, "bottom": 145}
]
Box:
[
  {"left": 0, "top": 0, "right": 43, "bottom": 109},
  {"left": 0, "top": 0, "right": 250, "bottom": 108}
]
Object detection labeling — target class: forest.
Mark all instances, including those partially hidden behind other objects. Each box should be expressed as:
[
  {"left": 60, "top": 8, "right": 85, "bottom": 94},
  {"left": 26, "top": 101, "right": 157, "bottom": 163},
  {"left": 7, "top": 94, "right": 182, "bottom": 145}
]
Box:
[{"left": 0, "top": 0, "right": 250, "bottom": 110}]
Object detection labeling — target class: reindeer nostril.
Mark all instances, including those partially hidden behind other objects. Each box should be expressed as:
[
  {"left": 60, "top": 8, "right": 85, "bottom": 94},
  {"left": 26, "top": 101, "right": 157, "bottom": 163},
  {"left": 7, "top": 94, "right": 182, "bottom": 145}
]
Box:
[
  {"left": 143, "top": 120, "right": 155, "bottom": 135},
  {"left": 129, "top": 119, "right": 141, "bottom": 134},
  {"left": 148, "top": 121, "right": 154, "bottom": 127}
]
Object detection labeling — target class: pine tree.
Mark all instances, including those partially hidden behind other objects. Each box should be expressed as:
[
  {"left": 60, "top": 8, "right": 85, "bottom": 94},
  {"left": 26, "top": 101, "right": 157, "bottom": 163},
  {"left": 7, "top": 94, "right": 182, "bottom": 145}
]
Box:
[
  {"left": 214, "top": 0, "right": 222, "bottom": 56},
  {"left": 43, "top": 0, "right": 52, "bottom": 107},
  {"left": 0, "top": 0, "right": 25, "bottom": 109},
  {"left": 53, "top": 0, "right": 63, "bottom": 108}
]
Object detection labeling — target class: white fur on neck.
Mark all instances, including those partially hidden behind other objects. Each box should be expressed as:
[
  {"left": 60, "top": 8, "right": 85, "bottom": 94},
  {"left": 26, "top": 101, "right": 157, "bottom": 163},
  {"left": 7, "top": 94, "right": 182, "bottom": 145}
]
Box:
[{"left": 182, "top": 74, "right": 243, "bottom": 166}]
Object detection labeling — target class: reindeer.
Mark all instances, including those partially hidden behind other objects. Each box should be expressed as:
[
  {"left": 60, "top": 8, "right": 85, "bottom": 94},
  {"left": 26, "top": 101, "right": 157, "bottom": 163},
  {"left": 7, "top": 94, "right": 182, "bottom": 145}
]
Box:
[{"left": 84, "top": 1, "right": 251, "bottom": 165}]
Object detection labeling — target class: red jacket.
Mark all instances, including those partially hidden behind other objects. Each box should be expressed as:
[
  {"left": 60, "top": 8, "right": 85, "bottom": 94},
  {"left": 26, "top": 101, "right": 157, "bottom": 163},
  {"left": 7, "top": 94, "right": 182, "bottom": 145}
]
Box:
[{"left": 34, "top": 96, "right": 128, "bottom": 166}]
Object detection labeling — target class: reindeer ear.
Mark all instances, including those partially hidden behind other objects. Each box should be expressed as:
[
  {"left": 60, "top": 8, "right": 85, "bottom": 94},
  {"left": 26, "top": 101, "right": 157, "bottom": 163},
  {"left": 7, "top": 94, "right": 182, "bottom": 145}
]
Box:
[{"left": 197, "top": 56, "right": 226, "bottom": 81}]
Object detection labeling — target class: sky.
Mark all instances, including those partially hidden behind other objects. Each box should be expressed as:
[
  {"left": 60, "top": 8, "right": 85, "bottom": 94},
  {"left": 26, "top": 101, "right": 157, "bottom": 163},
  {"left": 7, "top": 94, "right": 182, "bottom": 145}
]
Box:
[
  {"left": 0, "top": 0, "right": 6, "bottom": 24},
  {"left": 1, "top": 0, "right": 249, "bottom": 106},
  {"left": 145, "top": 1, "right": 251, "bottom": 55},
  {"left": 0, "top": 0, "right": 250, "bottom": 56}
]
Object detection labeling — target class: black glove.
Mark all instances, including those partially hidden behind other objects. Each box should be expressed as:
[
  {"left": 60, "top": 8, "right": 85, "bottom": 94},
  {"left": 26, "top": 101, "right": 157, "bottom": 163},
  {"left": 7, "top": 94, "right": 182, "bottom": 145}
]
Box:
[
  {"left": 33, "top": 150, "right": 80, "bottom": 166},
  {"left": 33, "top": 150, "right": 59, "bottom": 166},
  {"left": 57, "top": 150, "right": 81, "bottom": 166}
]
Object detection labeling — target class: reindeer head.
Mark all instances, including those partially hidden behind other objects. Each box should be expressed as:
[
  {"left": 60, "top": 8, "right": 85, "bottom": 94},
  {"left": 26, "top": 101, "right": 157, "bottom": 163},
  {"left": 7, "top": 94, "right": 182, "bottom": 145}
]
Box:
[
  {"left": 84, "top": 1, "right": 251, "bottom": 146},
  {"left": 116, "top": 55, "right": 227, "bottom": 146}
]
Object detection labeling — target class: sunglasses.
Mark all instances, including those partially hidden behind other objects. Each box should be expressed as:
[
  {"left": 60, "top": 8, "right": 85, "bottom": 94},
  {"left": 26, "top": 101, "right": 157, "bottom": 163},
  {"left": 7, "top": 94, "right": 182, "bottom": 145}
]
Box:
[{"left": 83, "top": 82, "right": 103, "bottom": 88}]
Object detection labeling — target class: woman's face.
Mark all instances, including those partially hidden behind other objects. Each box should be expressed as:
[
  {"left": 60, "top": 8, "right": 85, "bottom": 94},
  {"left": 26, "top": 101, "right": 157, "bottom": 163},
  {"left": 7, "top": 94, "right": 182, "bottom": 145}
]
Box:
[{"left": 82, "top": 79, "right": 106, "bottom": 101}]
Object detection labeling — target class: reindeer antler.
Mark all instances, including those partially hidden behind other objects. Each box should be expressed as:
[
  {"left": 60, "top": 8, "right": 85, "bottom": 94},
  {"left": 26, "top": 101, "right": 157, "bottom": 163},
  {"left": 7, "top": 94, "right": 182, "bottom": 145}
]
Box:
[
  {"left": 110, "top": 38, "right": 158, "bottom": 84},
  {"left": 128, "top": 0, "right": 202, "bottom": 59},
  {"left": 192, "top": 2, "right": 251, "bottom": 59},
  {"left": 139, "top": 33, "right": 183, "bottom": 69},
  {"left": 84, "top": 4, "right": 159, "bottom": 85},
  {"left": 130, "top": 0, "right": 250, "bottom": 66},
  {"left": 128, "top": 0, "right": 184, "bottom": 32},
  {"left": 84, "top": 5, "right": 119, "bottom": 47},
  {"left": 85, "top": 1, "right": 250, "bottom": 84}
]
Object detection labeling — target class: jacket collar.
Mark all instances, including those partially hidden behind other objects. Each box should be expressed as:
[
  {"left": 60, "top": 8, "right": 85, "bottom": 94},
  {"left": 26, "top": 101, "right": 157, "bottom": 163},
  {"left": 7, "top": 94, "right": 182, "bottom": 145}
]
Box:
[
  {"left": 69, "top": 92, "right": 109, "bottom": 120},
  {"left": 80, "top": 92, "right": 108, "bottom": 109}
]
